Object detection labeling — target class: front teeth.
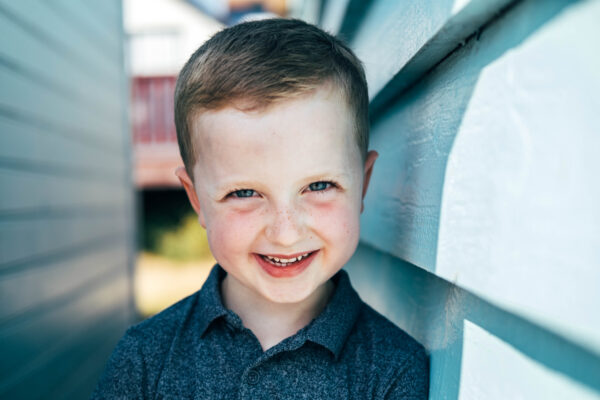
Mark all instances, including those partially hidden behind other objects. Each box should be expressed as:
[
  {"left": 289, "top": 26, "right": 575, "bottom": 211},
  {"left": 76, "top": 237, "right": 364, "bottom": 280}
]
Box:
[{"left": 263, "top": 252, "right": 311, "bottom": 267}]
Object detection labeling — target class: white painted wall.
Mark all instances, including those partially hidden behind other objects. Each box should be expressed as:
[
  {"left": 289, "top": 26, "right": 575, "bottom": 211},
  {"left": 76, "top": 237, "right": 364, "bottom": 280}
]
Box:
[
  {"left": 459, "top": 321, "right": 599, "bottom": 399},
  {"left": 436, "top": 0, "right": 600, "bottom": 355},
  {"left": 325, "top": 0, "right": 600, "bottom": 397}
]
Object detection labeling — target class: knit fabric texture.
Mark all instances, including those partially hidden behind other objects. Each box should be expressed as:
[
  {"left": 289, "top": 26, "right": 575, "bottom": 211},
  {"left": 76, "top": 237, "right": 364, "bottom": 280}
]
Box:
[{"left": 91, "top": 265, "right": 429, "bottom": 399}]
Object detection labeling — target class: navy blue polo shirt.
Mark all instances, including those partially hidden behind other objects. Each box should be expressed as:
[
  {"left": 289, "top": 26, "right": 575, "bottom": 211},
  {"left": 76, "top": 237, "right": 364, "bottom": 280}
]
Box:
[{"left": 92, "top": 265, "right": 429, "bottom": 399}]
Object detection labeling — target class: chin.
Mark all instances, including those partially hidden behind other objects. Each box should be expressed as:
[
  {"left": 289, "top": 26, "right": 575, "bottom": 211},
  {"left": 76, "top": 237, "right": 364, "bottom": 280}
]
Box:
[{"left": 262, "top": 284, "right": 316, "bottom": 305}]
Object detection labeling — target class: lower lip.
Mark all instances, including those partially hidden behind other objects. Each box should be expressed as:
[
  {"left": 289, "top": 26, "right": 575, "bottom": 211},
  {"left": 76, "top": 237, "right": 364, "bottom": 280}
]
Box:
[{"left": 254, "top": 251, "right": 318, "bottom": 278}]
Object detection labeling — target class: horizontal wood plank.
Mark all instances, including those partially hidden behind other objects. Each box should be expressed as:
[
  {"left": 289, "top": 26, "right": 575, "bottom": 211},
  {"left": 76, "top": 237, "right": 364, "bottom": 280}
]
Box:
[
  {"left": 86, "top": 0, "right": 122, "bottom": 32},
  {"left": 0, "top": 1, "right": 120, "bottom": 85},
  {"left": 361, "top": 0, "right": 600, "bottom": 354},
  {"left": 434, "top": 0, "right": 600, "bottom": 354},
  {"left": 348, "top": 0, "right": 514, "bottom": 103},
  {"left": 49, "top": 0, "right": 121, "bottom": 59},
  {"left": 0, "top": 211, "right": 129, "bottom": 267},
  {"left": 346, "top": 243, "right": 600, "bottom": 398},
  {"left": 0, "top": 3, "right": 120, "bottom": 105},
  {"left": 0, "top": 245, "right": 128, "bottom": 325},
  {"left": 46, "top": 318, "right": 128, "bottom": 398},
  {"left": 0, "top": 0, "right": 132, "bottom": 395},
  {"left": 0, "top": 168, "right": 130, "bottom": 211},
  {"left": 0, "top": 115, "right": 125, "bottom": 176},
  {"left": 0, "top": 275, "right": 130, "bottom": 396},
  {"left": 0, "top": 62, "right": 121, "bottom": 146}
]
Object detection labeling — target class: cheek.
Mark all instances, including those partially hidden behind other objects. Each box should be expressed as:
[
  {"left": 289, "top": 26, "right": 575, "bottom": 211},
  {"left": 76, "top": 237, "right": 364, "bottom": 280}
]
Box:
[
  {"left": 309, "top": 198, "right": 361, "bottom": 245},
  {"left": 205, "top": 208, "right": 264, "bottom": 258}
]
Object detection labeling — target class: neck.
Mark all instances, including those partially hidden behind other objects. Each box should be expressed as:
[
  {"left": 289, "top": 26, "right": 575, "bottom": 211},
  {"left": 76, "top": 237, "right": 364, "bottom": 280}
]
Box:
[{"left": 221, "top": 276, "right": 333, "bottom": 351}]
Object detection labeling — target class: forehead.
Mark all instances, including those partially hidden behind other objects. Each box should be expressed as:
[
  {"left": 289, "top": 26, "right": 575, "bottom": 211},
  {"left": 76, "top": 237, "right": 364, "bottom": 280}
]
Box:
[{"left": 190, "top": 86, "right": 362, "bottom": 183}]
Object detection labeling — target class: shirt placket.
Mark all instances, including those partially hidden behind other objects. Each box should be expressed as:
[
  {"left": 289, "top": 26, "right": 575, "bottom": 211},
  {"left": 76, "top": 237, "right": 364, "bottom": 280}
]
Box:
[{"left": 237, "top": 333, "right": 307, "bottom": 400}]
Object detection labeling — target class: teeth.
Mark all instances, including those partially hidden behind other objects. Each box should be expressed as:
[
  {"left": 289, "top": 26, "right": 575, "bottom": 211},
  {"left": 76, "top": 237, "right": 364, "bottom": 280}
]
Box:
[{"left": 263, "top": 252, "right": 311, "bottom": 267}]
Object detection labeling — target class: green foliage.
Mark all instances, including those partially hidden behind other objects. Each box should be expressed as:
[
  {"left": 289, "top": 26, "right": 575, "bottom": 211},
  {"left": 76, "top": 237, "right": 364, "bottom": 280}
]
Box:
[
  {"left": 154, "top": 214, "right": 212, "bottom": 261},
  {"left": 140, "top": 190, "right": 212, "bottom": 262}
]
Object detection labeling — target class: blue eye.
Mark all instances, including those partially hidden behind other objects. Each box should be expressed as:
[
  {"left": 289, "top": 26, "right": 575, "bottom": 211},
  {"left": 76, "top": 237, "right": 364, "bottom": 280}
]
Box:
[
  {"left": 308, "top": 181, "right": 332, "bottom": 191},
  {"left": 231, "top": 189, "right": 256, "bottom": 198}
]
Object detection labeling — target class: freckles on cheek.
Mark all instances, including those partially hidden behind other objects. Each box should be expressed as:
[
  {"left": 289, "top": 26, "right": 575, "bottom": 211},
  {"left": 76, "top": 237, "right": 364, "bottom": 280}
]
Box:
[
  {"left": 311, "top": 201, "right": 360, "bottom": 240},
  {"left": 208, "top": 210, "right": 260, "bottom": 256}
]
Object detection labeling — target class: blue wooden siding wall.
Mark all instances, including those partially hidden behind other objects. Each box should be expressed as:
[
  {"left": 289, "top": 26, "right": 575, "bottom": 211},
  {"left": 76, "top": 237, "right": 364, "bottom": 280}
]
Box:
[
  {"left": 0, "top": 0, "right": 134, "bottom": 398},
  {"left": 321, "top": 0, "right": 600, "bottom": 398}
]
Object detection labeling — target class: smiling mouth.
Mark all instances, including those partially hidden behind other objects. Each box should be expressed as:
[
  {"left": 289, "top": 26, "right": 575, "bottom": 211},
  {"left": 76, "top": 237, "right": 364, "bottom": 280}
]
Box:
[{"left": 258, "top": 251, "right": 316, "bottom": 268}]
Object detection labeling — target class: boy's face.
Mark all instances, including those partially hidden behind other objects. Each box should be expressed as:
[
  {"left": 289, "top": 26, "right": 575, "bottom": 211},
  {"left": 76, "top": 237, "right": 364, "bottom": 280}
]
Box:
[{"left": 178, "top": 85, "right": 377, "bottom": 305}]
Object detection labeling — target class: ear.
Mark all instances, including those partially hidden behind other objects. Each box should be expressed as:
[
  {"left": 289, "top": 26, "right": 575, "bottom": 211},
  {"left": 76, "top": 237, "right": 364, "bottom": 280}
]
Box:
[
  {"left": 175, "top": 166, "right": 206, "bottom": 228},
  {"left": 361, "top": 150, "right": 378, "bottom": 213}
]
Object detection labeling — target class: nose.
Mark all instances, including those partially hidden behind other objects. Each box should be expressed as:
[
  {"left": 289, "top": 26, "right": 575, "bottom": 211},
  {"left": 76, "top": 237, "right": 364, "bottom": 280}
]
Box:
[{"left": 264, "top": 203, "right": 306, "bottom": 247}]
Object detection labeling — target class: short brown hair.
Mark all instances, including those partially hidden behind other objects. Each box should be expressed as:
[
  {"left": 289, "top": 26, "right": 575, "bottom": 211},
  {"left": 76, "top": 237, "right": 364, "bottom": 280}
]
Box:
[{"left": 174, "top": 18, "right": 369, "bottom": 178}]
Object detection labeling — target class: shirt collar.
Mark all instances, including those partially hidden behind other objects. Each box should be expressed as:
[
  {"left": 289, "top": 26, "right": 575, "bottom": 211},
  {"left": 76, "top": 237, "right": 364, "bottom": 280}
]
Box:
[
  {"left": 196, "top": 265, "right": 228, "bottom": 337},
  {"left": 305, "top": 269, "right": 362, "bottom": 360},
  {"left": 196, "top": 264, "right": 363, "bottom": 360}
]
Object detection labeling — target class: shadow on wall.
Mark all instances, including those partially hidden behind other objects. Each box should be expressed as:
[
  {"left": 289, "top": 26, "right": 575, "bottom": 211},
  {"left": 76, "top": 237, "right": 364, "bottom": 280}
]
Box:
[
  {"left": 361, "top": 0, "right": 579, "bottom": 273},
  {"left": 346, "top": 243, "right": 600, "bottom": 399},
  {"left": 354, "top": 0, "right": 598, "bottom": 398}
]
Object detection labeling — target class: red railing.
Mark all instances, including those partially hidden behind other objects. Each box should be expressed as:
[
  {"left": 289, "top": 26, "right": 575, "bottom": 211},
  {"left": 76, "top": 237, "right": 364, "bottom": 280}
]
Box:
[{"left": 131, "top": 76, "right": 177, "bottom": 144}]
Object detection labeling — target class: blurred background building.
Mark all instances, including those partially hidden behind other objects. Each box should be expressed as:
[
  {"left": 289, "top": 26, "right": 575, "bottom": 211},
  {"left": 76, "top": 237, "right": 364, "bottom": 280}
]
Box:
[
  {"left": 125, "top": 0, "right": 221, "bottom": 317},
  {"left": 1, "top": 0, "right": 599, "bottom": 398}
]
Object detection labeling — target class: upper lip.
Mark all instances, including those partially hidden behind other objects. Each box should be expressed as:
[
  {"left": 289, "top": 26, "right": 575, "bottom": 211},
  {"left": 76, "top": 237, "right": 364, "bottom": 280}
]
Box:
[{"left": 258, "top": 250, "right": 317, "bottom": 259}]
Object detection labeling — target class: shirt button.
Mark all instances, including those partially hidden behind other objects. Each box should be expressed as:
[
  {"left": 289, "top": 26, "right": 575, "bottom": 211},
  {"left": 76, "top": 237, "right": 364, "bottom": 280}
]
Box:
[{"left": 246, "top": 370, "right": 260, "bottom": 385}]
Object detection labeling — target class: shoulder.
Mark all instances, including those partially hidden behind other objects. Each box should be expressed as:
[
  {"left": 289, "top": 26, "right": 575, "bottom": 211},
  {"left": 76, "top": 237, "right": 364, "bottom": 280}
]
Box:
[
  {"left": 129, "top": 290, "right": 200, "bottom": 344},
  {"left": 354, "top": 303, "right": 426, "bottom": 361},
  {"left": 91, "top": 292, "right": 201, "bottom": 399},
  {"left": 346, "top": 303, "right": 429, "bottom": 398}
]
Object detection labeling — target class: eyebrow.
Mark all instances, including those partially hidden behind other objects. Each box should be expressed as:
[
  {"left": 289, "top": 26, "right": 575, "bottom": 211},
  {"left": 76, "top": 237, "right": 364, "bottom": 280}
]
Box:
[{"left": 301, "top": 172, "right": 351, "bottom": 183}]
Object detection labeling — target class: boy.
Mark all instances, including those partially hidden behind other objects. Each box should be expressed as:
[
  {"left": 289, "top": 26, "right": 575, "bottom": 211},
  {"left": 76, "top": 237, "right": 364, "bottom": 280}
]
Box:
[{"left": 93, "top": 18, "right": 428, "bottom": 399}]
